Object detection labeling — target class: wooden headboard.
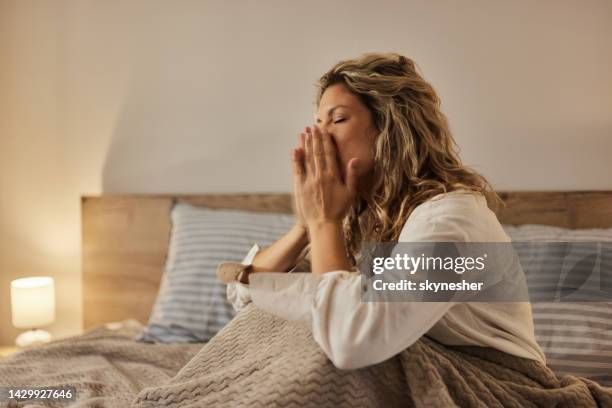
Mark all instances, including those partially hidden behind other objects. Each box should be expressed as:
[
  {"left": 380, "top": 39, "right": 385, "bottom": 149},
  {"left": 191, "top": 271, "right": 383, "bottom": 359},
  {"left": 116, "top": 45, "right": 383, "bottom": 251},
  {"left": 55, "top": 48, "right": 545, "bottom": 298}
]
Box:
[{"left": 81, "top": 191, "right": 612, "bottom": 330}]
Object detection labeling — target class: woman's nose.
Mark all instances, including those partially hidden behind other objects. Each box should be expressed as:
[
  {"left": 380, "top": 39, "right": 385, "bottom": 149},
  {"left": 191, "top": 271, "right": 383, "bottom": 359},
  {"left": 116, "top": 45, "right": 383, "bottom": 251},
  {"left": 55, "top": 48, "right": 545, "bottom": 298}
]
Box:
[{"left": 314, "top": 123, "right": 332, "bottom": 137}]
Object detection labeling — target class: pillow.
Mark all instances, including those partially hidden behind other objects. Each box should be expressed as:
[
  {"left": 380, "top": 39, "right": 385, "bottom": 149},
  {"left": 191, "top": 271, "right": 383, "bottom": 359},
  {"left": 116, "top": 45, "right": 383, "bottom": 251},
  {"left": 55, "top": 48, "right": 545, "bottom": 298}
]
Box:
[
  {"left": 135, "top": 202, "right": 296, "bottom": 343},
  {"left": 503, "top": 224, "right": 612, "bottom": 386},
  {"left": 502, "top": 224, "right": 573, "bottom": 301}
]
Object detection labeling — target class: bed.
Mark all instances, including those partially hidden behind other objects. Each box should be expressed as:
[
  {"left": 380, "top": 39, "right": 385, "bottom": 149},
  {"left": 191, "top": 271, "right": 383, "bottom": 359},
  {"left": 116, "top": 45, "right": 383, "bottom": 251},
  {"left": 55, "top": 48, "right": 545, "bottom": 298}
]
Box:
[{"left": 0, "top": 191, "right": 611, "bottom": 407}]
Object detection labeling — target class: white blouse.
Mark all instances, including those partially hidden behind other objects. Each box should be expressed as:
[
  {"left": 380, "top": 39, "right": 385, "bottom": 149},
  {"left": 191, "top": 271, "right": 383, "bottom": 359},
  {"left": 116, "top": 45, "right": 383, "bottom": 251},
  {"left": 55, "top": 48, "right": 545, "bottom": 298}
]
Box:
[{"left": 225, "top": 190, "right": 546, "bottom": 369}]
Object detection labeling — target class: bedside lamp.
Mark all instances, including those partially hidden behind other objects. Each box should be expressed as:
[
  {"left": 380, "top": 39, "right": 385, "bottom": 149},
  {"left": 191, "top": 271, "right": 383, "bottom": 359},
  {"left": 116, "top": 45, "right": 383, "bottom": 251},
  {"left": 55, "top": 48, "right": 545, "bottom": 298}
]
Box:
[{"left": 10, "top": 276, "right": 56, "bottom": 347}]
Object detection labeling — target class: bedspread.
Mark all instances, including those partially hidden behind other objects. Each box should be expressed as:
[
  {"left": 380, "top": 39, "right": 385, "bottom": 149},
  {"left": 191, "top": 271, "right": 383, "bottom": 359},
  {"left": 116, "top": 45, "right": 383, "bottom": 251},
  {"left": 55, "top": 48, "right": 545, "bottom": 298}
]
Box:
[
  {"left": 2, "top": 308, "right": 611, "bottom": 407},
  {"left": 132, "top": 304, "right": 612, "bottom": 408},
  {"left": 0, "top": 320, "right": 203, "bottom": 407}
]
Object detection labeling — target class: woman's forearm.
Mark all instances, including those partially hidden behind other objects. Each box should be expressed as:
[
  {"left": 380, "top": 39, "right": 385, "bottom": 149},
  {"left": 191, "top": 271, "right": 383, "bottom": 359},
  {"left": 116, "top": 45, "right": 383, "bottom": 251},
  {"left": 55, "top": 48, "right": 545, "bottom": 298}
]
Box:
[
  {"left": 308, "top": 221, "right": 353, "bottom": 275},
  {"left": 251, "top": 223, "right": 309, "bottom": 273}
]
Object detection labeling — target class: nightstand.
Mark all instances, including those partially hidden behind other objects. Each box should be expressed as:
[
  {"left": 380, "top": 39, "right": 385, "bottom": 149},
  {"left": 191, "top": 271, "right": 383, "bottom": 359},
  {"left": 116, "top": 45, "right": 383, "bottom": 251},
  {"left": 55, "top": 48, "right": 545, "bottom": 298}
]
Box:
[{"left": 0, "top": 346, "right": 20, "bottom": 358}]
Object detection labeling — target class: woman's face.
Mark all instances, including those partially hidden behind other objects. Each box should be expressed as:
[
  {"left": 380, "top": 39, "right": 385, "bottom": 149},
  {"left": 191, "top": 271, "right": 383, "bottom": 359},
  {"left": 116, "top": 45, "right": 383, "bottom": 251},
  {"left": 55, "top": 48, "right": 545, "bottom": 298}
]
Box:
[{"left": 315, "top": 83, "right": 379, "bottom": 196}]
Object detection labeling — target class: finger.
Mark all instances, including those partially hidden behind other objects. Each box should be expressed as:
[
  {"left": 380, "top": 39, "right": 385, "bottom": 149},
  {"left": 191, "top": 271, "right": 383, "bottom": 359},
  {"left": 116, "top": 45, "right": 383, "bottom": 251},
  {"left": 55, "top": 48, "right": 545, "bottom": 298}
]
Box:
[
  {"left": 299, "top": 132, "right": 305, "bottom": 150},
  {"left": 312, "top": 125, "right": 326, "bottom": 175},
  {"left": 304, "top": 127, "right": 315, "bottom": 176},
  {"left": 293, "top": 148, "right": 306, "bottom": 218},
  {"left": 320, "top": 128, "right": 341, "bottom": 179},
  {"left": 346, "top": 158, "right": 360, "bottom": 194},
  {"left": 292, "top": 148, "right": 305, "bottom": 181}
]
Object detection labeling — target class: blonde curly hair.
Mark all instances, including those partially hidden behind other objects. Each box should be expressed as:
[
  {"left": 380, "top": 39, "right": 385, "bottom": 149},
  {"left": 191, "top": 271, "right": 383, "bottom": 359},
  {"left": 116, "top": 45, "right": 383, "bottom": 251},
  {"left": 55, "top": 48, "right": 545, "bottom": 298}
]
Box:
[{"left": 314, "top": 52, "right": 504, "bottom": 267}]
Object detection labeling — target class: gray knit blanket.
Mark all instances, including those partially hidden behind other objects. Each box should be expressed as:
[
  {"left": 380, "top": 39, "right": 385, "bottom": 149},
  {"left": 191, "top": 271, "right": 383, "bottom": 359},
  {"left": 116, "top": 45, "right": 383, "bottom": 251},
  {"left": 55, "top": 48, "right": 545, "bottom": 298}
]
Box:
[
  {"left": 132, "top": 304, "right": 612, "bottom": 407},
  {"left": 0, "top": 320, "right": 202, "bottom": 407},
  {"left": 2, "top": 308, "right": 611, "bottom": 407}
]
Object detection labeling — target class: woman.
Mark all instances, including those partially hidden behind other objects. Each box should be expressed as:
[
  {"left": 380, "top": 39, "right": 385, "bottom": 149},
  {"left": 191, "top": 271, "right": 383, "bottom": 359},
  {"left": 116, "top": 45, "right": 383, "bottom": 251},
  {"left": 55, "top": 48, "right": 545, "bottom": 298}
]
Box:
[{"left": 217, "top": 52, "right": 545, "bottom": 370}]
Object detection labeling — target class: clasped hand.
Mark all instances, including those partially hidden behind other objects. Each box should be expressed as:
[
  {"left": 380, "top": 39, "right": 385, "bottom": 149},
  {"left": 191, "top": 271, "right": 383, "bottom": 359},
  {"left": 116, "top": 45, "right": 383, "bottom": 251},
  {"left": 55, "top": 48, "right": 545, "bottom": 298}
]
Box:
[{"left": 291, "top": 125, "right": 360, "bottom": 230}]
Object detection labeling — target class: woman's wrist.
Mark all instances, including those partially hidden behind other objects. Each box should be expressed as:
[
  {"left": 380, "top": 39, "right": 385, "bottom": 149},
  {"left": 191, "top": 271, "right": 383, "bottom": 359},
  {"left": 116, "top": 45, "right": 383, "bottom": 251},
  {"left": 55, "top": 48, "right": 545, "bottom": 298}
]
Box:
[
  {"left": 292, "top": 222, "right": 310, "bottom": 244},
  {"left": 294, "top": 221, "right": 308, "bottom": 233},
  {"left": 307, "top": 221, "right": 344, "bottom": 249},
  {"left": 307, "top": 220, "right": 343, "bottom": 234},
  {"left": 307, "top": 220, "right": 352, "bottom": 274}
]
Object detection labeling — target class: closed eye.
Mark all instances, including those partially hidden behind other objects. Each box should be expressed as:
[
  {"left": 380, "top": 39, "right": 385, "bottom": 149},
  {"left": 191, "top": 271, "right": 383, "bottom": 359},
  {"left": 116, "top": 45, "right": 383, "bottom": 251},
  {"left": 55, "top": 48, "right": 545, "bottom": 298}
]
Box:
[{"left": 334, "top": 119, "right": 346, "bottom": 124}]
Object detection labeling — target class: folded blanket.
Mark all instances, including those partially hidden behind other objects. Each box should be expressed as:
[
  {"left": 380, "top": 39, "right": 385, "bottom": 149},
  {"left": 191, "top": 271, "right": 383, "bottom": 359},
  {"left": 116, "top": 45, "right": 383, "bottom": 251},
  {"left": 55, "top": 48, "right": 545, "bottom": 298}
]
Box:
[
  {"left": 0, "top": 320, "right": 203, "bottom": 408},
  {"left": 132, "top": 304, "right": 612, "bottom": 408}
]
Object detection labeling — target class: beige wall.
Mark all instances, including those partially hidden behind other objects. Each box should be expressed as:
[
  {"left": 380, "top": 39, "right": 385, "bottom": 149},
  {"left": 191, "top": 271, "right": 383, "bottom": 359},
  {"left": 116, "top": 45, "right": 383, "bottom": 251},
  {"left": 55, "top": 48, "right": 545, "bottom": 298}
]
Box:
[{"left": 1, "top": 0, "right": 611, "bottom": 344}]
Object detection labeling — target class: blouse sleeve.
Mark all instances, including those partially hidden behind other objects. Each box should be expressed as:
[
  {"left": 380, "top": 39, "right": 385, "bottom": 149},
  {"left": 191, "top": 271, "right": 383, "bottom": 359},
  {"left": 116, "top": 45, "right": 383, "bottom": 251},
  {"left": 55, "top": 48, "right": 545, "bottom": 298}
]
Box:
[
  {"left": 225, "top": 243, "right": 261, "bottom": 312},
  {"left": 224, "top": 242, "right": 313, "bottom": 312},
  {"left": 246, "top": 210, "right": 469, "bottom": 370}
]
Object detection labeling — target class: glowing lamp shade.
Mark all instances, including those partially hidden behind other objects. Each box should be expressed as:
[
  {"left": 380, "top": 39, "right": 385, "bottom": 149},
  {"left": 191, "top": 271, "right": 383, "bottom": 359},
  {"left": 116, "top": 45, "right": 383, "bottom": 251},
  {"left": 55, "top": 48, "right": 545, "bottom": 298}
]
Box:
[{"left": 10, "top": 276, "right": 55, "bottom": 347}]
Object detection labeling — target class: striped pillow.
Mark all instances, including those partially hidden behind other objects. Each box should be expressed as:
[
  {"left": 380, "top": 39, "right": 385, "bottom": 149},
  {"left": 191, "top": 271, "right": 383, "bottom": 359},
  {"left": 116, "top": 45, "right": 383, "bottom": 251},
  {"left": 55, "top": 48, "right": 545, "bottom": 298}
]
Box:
[
  {"left": 135, "top": 202, "right": 296, "bottom": 343},
  {"left": 503, "top": 224, "right": 612, "bottom": 387},
  {"left": 531, "top": 302, "right": 612, "bottom": 386}
]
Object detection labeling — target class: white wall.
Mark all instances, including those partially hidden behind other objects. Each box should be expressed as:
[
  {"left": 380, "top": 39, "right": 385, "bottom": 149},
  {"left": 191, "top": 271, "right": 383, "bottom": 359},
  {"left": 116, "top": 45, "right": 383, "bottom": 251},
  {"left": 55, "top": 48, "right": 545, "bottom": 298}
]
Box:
[{"left": 1, "top": 0, "right": 611, "bottom": 344}]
